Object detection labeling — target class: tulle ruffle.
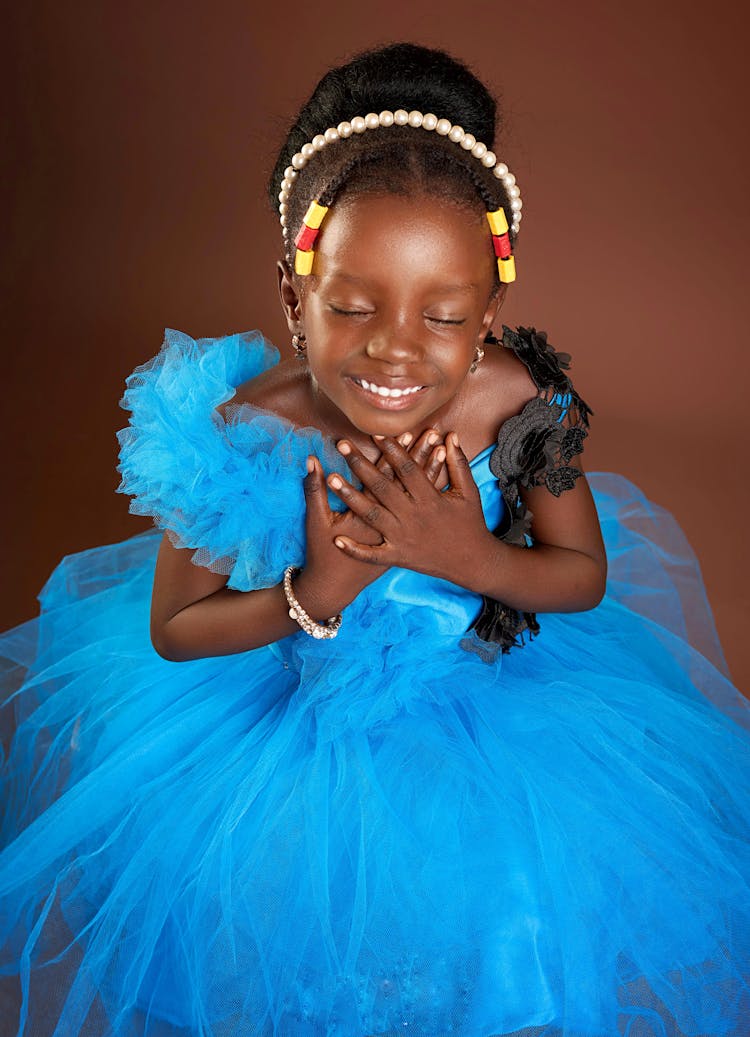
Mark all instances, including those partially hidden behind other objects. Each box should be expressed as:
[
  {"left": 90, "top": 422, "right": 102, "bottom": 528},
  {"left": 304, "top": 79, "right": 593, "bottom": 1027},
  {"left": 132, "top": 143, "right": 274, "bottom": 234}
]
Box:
[{"left": 116, "top": 329, "right": 350, "bottom": 592}]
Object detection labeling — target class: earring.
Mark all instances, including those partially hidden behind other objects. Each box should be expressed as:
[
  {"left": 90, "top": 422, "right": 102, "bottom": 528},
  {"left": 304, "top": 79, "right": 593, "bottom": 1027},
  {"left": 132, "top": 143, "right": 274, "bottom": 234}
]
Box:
[
  {"left": 470, "top": 345, "right": 485, "bottom": 373},
  {"left": 292, "top": 333, "right": 307, "bottom": 361}
]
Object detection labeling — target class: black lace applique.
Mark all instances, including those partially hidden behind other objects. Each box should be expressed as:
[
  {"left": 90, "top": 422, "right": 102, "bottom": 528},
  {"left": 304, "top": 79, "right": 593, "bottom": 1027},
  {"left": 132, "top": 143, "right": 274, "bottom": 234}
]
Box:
[{"left": 464, "top": 325, "right": 594, "bottom": 658}]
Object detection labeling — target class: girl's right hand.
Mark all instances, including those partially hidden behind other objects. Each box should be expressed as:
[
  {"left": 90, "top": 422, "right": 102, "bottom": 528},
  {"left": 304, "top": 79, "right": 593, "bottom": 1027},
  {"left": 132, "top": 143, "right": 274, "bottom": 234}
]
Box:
[{"left": 293, "top": 430, "right": 444, "bottom": 621}]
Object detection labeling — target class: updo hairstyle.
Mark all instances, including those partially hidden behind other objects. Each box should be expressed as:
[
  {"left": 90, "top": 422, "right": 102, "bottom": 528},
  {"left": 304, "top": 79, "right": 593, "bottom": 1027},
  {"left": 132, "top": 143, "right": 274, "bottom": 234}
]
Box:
[{"left": 268, "top": 43, "right": 516, "bottom": 276}]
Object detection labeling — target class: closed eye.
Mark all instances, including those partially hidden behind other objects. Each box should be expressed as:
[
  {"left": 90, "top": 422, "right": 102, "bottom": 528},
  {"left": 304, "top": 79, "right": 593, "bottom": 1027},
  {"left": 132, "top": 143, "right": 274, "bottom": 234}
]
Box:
[
  {"left": 427, "top": 316, "right": 467, "bottom": 326},
  {"left": 329, "top": 306, "right": 372, "bottom": 317}
]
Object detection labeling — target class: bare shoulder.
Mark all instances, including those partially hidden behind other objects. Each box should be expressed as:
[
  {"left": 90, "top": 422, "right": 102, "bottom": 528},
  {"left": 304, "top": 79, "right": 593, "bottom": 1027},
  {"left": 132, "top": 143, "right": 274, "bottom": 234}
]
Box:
[
  {"left": 216, "top": 358, "right": 312, "bottom": 425},
  {"left": 458, "top": 340, "right": 539, "bottom": 456}
]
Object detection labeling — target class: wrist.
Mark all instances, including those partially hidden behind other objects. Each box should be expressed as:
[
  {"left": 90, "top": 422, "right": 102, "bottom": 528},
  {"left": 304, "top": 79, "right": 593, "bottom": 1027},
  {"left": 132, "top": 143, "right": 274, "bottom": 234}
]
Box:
[
  {"left": 283, "top": 567, "right": 343, "bottom": 639},
  {"left": 437, "top": 528, "right": 506, "bottom": 594},
  {"left": 292, "top": 566, "right": 355, "bottom": 621}
]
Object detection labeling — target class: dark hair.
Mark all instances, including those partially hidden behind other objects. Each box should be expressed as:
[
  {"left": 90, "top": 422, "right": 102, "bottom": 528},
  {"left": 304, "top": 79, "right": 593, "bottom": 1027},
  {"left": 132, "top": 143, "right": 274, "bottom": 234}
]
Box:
[{"left": 268, "top": 43, "right": 515, "bottom": 269}]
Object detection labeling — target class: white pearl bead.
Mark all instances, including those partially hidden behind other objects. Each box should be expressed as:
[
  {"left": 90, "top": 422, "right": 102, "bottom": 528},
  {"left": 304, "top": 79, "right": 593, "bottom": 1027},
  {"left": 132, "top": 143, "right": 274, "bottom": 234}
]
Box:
[
  {"left": 482, "top": 151, "right": 496, "bottom": 167},
  {"left": 448, "top": 125, "right": 465, "bottom": 143},
  {"left": 394, "top": 109, "right": 409, "bottom": 125},
  {"left": 312, "top": 134, "right": 326, "bottom": 151},
  {"left": 422, "top": 113, "right": 438, "bottom": 131},
  {"left": 365, "top": 112, "right": 379, "bottom": 129},
  {"left": 301, "top": 143, "right": 315, "bottom": 159},
  {"left": 324, "top": 127, "right": 339, "bottom": 143},
  {"left": 510, "top": 198, "right": 522, "bottom": 212},
  {"left": 460, "top": 133, "right": 476, "bottom": 150},
  {"left": 379, "top": 110, "right": 394, "bottom": 127},
  {"left": 279, "top": 202, "right": 287, "bottom": 214},
  {"left": 284, "top": 165, "right": 295, "bottom": 180},
  {"left": 292, "top": 153, "right": 306, "bottom": 169},
  {"left": 351, "top": 116, "right": 367, "bottom": 133},
  {"left": 278, "top": 189, "right": 289, "bottom": 203},
  {"left": 280, "top": 214, "right": 287, "bottom": 226},
  {"left": 408, "top": 110, "right": 423, "bottom": 127},
  {"left": 338, "top": 121, "right": 353, "bottom": 137},
  {"left": 508, "top": 185, "right": 521, "bottom": 198},
  {"left": 493, "top": 163, "right": 508, "bottom": 178},
  {"left": 503, "top": 173, "right": 516, "bottom": 187},
  {"left": 436, "top": 118, "right": 451, "bottom": 135},
  {"left": 471, "top": 141, "right": 487, "bottom": 159}
]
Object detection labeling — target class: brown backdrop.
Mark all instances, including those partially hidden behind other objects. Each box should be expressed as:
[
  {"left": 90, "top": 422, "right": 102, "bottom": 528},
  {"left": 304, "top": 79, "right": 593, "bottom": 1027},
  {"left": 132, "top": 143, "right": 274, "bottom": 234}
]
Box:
[{"left": 3, "top": 1, "right": 749, "bottom": 689}]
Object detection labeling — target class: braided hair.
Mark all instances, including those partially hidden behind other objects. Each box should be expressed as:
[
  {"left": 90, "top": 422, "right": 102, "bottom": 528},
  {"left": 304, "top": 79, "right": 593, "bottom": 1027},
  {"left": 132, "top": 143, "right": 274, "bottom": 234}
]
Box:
[{"left": 268, "top": 43, "right": 516, "bottom": 276}]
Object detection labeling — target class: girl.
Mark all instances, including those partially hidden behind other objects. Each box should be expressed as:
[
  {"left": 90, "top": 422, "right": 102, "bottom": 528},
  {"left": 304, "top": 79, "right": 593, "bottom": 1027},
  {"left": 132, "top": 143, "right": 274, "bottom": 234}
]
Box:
[{"left": 1, "top": 42, "right": 748, "bottom": 1037}]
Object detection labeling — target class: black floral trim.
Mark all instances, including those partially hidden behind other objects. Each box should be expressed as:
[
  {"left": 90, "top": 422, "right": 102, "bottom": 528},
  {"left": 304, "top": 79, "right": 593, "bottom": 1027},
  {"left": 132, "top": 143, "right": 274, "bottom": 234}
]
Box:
[{"left": 466, "top": 325, "right": 594, "bottom": 655}]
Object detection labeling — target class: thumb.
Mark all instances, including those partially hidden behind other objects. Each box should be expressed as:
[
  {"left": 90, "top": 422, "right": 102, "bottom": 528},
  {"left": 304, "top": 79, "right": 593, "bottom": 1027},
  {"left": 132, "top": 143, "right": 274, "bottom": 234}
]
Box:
[{"left": 445, "top": 433, "right": 478, "bottom": 498}]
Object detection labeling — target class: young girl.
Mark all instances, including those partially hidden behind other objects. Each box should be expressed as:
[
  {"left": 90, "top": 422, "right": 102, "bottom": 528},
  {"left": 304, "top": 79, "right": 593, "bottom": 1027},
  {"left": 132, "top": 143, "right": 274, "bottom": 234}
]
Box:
[{"left": 1, "top": 42, "right": 748, "bottom": 1037}]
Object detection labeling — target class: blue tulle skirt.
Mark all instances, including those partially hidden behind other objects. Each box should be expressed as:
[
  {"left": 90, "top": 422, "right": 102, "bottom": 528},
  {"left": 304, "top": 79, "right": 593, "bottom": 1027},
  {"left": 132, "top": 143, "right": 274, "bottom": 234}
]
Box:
[{"left": 1, "top": 473, "right": 749, "bottom": 1037}]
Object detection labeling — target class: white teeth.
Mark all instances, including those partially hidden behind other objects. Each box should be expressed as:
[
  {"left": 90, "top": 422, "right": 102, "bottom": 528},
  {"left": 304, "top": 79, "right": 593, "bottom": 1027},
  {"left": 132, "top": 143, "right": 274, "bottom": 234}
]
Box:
[{"left": 356, "top": 378, "right": 424, "bottom": 399}]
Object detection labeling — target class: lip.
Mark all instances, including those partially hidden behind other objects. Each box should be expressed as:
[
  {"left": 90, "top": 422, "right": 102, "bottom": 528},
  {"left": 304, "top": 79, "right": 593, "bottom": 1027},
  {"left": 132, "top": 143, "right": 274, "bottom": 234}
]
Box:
[{"left": 346, "top": 376, "right": 430, "bottom": 410}]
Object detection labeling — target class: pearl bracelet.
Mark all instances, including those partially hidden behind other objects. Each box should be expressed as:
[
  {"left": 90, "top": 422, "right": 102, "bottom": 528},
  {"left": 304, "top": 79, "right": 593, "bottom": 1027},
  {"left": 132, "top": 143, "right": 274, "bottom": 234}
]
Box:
[{"left": 283, "top": 567, "right": 343, "bottom": 640}]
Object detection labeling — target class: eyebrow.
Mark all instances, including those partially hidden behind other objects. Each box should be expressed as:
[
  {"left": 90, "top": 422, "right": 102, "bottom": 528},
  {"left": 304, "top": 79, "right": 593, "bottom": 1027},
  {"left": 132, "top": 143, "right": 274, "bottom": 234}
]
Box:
[{"left": 322, "top": 272, "right": 479, "bottom": 293}]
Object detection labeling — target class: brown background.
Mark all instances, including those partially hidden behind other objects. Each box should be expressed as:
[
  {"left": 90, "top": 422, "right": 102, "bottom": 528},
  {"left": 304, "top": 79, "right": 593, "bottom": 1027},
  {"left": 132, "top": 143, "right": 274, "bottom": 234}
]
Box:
[{"left": 2, "top": 2, "right": 749, "bottom": 689}]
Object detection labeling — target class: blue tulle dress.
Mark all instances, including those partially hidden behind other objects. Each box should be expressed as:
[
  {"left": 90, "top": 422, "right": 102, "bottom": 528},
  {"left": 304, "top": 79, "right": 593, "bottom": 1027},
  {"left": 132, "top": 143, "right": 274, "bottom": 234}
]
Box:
[{"left": 1, "top": 329, "right": 749, "bottom": 1037}]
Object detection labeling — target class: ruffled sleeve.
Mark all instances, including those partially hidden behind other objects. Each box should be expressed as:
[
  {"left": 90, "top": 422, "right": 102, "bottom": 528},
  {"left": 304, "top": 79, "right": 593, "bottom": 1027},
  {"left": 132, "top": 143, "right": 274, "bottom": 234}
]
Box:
[
  {"left": 467, "top": 325, "right": 593, "bottom": 656},
  {"left": 116, "top": 328, "right": 348, "bottom": 592}
]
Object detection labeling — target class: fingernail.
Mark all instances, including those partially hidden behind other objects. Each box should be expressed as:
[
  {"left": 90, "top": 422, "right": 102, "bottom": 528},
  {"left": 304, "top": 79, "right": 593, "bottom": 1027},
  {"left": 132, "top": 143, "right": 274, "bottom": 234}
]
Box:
[
  {"left": 372, "top": 434, "right": 384, "bottom": 441},
  {"left": 436, "top": 446, "right": 446, "bottom": 462},
  {"left": 329, "top": 475, "right": 343, "bottom": 489},
  {"left": 306, "top": 456, "right": 314, "bottom": 473},
  {"left": 450, "top": 432, "right": 460, "bottom": 447},
  {"left": 334, "top": 537, "right": 346, "bottom": 549},
  {"left": 398, "top": 432, "right": 413, "bottom": 446},
  {"left": 337, "top": 440, "right": 351, "bottom": 455},
  {"left": 427, "top": 431, "right": 439, "bottom": 446}
]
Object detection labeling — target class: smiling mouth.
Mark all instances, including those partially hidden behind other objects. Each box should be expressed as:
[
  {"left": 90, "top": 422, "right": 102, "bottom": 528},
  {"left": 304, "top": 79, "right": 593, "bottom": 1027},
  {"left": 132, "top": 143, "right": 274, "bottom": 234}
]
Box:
[{"left": 350, "top": 377, "right": 427, "bottom": 401}]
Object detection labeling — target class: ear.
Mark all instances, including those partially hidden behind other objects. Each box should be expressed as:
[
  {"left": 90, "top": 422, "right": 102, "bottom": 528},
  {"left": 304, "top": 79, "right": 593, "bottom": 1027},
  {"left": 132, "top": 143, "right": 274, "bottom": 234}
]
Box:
[
  {"left": 277, "top": 259, "right": 304, "bottom": 334},
  {"left": 479, "top": 284, "right": 507, "bottom": 341}
]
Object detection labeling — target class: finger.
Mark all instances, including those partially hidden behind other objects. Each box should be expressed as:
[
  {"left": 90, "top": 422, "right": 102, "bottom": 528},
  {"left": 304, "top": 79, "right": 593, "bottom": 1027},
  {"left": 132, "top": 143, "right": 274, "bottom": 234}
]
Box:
[
  {"left": 336, "top": 441, "right": 408, "bottom": 510},
  {"left": 409, "top": 428, "right": 442, "bottom": 470},
  {"left": 333, "top": 535, "right": 391, "bottom": 566},
  {"left": 327, "top": 473, "right": 399, "bottom": 536},
  {"left": 424, "top": 444, "right": 447, "bottom": 486},
  {"left": 372, "top": 430, "right": 411, "bottom": 481},
  {"left": 371, "top": 436, "right": 436, "bottom": 502},
  {"left": 302, "top": 456, "right": 332, "bottom": 524},
  {"left": 445, "top": 433, "right": 479, "bottom": 498}
]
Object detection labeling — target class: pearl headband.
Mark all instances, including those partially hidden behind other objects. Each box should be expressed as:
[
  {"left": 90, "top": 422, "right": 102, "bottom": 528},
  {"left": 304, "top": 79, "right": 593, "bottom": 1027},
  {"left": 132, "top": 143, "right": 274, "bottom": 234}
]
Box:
[{"left": 277, "top": 109, "right": 523, "bottom": 280}]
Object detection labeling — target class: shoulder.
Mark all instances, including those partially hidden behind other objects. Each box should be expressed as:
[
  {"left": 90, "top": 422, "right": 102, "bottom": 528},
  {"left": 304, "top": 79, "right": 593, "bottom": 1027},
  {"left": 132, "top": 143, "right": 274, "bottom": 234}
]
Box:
[
  {"left": 216, "top": 358, "right": 313, "bottom": 425},
  {"left": 457, "top": 328, "right": 546, "bottom": 457}
]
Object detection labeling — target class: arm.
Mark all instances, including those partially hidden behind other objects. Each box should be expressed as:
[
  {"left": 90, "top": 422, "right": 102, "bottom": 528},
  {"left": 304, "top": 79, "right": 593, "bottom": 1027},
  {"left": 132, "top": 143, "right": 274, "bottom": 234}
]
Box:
[
  {"left": 450, "top": 453, "right": 607, "bottom": 612},
  {"left": 150, "top": 539, "right": 301, "bottom": 662},
  {"left": 328, "top": 434, "right": 607, "bottom": 615},
  {"left": 149, "top": 472, "right": 379, "bottom": 663},
  {"left": 150, "top": 432, "right": 446, "bottom": 661}
]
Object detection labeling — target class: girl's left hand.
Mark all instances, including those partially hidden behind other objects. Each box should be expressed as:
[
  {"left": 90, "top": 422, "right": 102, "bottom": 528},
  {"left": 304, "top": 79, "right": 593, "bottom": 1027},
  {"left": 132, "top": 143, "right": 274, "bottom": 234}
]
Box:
[{"left": 328, "top": 433, "right": 492, "bottom": 582}]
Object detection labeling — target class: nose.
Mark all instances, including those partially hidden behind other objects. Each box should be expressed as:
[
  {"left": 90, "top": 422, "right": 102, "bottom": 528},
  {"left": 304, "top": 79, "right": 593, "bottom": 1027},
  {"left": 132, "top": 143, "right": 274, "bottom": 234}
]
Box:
[{"left": 365, "top": 322, "right": 423, "bottom": 365}]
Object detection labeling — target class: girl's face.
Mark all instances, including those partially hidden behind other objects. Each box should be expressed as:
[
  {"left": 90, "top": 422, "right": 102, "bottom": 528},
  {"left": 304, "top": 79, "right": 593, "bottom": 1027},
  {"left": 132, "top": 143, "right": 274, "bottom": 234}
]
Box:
[{"left": 280, "top": 191, "right": 502, "bottom": 438}]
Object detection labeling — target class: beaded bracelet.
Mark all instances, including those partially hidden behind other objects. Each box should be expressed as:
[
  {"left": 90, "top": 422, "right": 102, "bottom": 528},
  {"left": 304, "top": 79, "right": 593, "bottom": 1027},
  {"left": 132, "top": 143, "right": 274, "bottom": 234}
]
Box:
[{"left": 283, "top": 566, "right": 343, "bottom": 640}]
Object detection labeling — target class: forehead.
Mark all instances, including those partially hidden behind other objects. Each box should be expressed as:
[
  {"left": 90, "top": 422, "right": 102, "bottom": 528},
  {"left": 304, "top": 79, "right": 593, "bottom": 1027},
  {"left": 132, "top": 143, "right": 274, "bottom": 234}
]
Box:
[{"left": 313, "top": 191, "right": 494, "bottom": 290}]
